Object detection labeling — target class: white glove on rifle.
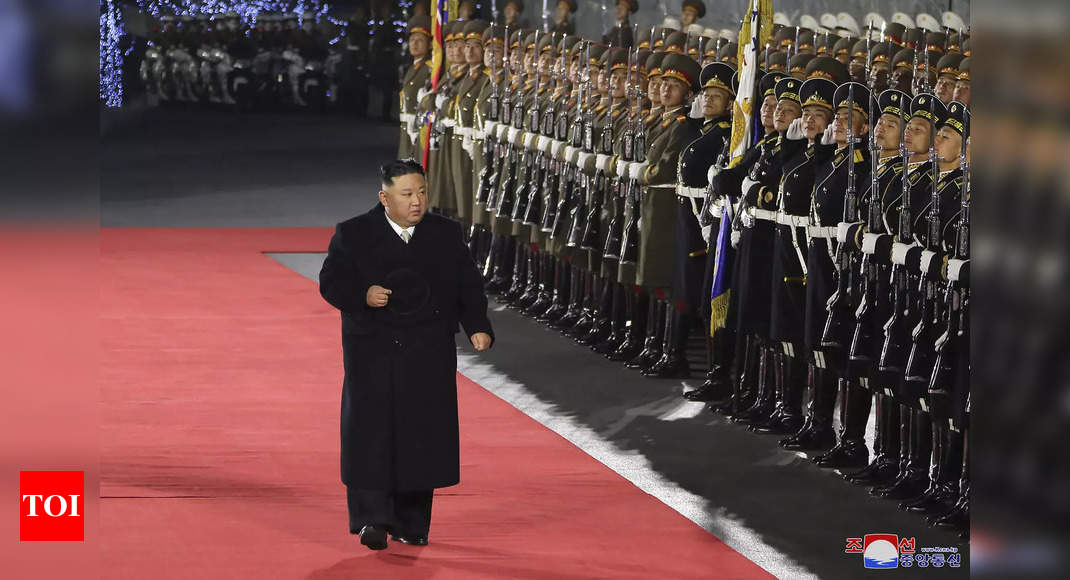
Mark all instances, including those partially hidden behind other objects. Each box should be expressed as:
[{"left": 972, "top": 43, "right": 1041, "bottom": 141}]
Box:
[
  {"left": 435, "top": 93, "right": 448, "bottom": 109},
  {"left": 701, "top": 224, "right": 713, "bottom": 244},
  {"left": 741, "top": 176, "right": 759, "bottom": 197},
  {"left": 731, "top": 229, "right": 741, "bottom": 248},
  {"left": 630, "top": 161, "right": 649, "bottom": 181}
]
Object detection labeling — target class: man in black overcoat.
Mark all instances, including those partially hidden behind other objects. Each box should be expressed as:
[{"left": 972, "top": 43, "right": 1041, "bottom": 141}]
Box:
[{"left": 319, "top": 159, "right": 495, "bottom": 550}]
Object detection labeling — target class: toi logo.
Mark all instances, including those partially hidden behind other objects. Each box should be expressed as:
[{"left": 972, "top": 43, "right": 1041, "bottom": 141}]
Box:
[{"left": 19, "top": 471, "right": 84, "bottom": 541}]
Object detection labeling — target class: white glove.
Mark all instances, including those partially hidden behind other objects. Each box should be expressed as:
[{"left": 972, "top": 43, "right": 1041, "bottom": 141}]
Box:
[
  {"left": 730, "top": 229, "right": 741, "bottom": 248},
  {"left": 462, "top": 135, "right": 475, "bottom": 157},
  {"left": 836, "top": 221, "right": 858, "bottom": 243},
  {"left": 617, "top": 159, "right": 630, "bottom": 177},
  {"left": 577, "top": 151, "right": 593, "bottom": 170},
  {"left": 689, "top": 93, "right": 706, "bottom": 119},
  {"left": 707, "top": 163, "right": 721, "bottom": 183},
  {"left": 702, "top": 224, "right": 713, "bottom": 244},
  {"left": 948, "top": 258, "right": 969, "bottom": 282},
  {"left": 552, "top": 140, "right": 566, "bottom": 158},
  {"left": 434, "top": 93, "right": 447, "bottom": 109},
  {"left": 741, "top": 176, "right": 758, "bottom": 197},
  {"left": 741, "top": 208, "right": 755, "bottom": 228},
  {"left": 630, "top": 161, "right": 650, "bottom": 181},
  {"left": 416, "top": 86, "right": 430, "bottom": 103},
  {"left": 786, "top": 117, "right": 805, "bottom": 140},
  {"left": 596, "top": 154, "right": 612, "bottom": 172},
  {"left": 820, "top": 123, "right": 836, "bottom": 145},
  {"left": 890, "top": 242, "right": 912, "bottom": 265},
  {"left": 919, "top": 250, "right": 936, "bottom": 274},
  {"left": 861, "top": 232, "right": 881, "bottom": 255}
]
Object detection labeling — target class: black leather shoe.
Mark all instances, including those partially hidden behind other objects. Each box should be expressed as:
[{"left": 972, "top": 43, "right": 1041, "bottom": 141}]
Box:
[
  {"left": 683, "top": 381, "right": 730, "bottom": 402},
  {"left": 779, "top": 426, "right": 835, "bottom": 451},
  {"left": 813, "top": 440, "right": 870, "bottom": 469},
  {"left": 389, "top": 533, "right": 429, "bottom": 546},
  {"left": 359, "top": 525, "right": 388, "bottom": 550}
]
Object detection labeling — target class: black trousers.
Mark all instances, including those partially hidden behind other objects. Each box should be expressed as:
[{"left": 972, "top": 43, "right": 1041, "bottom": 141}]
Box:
[{"left": 347, "top": 487, "right": 434, "bottom": 536}]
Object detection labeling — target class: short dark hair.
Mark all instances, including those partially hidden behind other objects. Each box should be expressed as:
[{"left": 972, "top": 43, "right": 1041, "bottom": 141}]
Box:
[{"left": 380, "top": 158, "right": 425, "bottom": 188}]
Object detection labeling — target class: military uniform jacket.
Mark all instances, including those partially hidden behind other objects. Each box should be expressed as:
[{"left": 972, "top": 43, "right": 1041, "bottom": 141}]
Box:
[
  {"left": 398, "top": 58, "right": 431, "bottom": 159},
  {"left": 803, "top": 145, "right": 872, "bottom": 350},
  {"left": 449, "top": 66, "right": 488, "bottom": 220},
  {"left": 769, "top": 139, "right": 835, "bottom": 344},
  {"left": 427, "top": 67, "right": 467, "bottom": 214},
  {"left": 675, "top": 115, "right": 731, "bottom": 313},
  {"left": 636, "top": 107, "right": 700, "bottom": 289},
  {"left": 726, "top": 132, "right": 783, "bottom": 337}
]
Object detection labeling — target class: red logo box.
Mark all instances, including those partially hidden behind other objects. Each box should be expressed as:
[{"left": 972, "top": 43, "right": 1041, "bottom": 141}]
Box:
[{"left": 20, "top": 471, "right": 84, "bottom": 541}]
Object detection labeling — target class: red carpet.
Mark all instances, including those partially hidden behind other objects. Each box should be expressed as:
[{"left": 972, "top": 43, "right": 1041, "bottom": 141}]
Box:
[{"left": 100, "top": 227, "right": 772, "bottom": 579}]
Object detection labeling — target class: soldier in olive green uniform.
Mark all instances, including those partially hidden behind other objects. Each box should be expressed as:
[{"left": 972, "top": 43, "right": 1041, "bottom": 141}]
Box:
[
  {"left": 427, "top": 21, "right": 468, "bottom": 216},
  {"left": 625, "top": 53, "right": 701, "bottom": 372},
  {"left": 450, "top": 20, "right": 492, "bottom": 227},
  {"left": 398, "top": 16, "right": 432, "bottom": 159},
  {"left": 469, "top": 25, "right": 508, "bottom": 271}
]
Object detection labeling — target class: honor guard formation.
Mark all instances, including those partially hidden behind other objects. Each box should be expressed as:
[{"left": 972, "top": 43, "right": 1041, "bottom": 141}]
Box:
[{"left": 399, "top": 2, "right": 971, "bottom": 539}]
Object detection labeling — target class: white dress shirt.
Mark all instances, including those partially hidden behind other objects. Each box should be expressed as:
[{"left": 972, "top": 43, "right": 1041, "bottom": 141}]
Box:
[{"left": 385, "top": 213, "right": 416, "bottom": 242}]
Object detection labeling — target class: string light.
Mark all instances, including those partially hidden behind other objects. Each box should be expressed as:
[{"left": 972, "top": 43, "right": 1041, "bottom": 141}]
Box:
[{"left": 99, "top": 0, "right": 335, "bottom": 107}]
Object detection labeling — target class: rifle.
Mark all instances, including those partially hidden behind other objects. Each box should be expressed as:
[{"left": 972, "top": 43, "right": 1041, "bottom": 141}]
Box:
[
  {"left": 581, "top": 52, "right": 615, "bottom": 250},
  {"left": 823, "top": 29, "right": 874, "bottom": 349},
  {"left": 567, "top": 41, "right": 594, "bottom": 247},
  {"left": 619, "top": 47, "right": 646, "bottom": 265},
  {"left": 511, "top": 30, "right": 540, "bottom": 222},
  {"left": 904, "top": 95, "right": 944, "bottom": 383},
  {"left": 602, "top": 46, "right": 635, "bottom": 260},
  {"left": 550, "top": 44, "right": 585, "bottom": 237},
  {"left": 486, "top": 26, "right": 512, "bottom": 212},
  {"left": 534, "top": 34, "right": 565, "bottom": 228},
  {"left": 476, "top": 32, "right": 503, "bottom": 206},
  {"left": 879, "top": 97, "right": 926, "bottom": 373},
  {"left": 498, "top": 30, "right": 531, "bottom": 219},
  {"left": 929, "top": 133, "right": 968, "bottom": 395}
]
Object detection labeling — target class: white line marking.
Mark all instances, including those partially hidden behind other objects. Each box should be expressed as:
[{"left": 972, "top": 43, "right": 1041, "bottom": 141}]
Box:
[{"left": 457, "top": 352, "right": 820, "bottom": 580}]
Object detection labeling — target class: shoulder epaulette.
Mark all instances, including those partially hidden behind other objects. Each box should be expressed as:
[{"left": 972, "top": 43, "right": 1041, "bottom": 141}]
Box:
[
  {"left": 718, "top": 121, "right": 731, "bottom": 129},
  {"left": 676, "top": 114, "right": 687, "bottom": 122},
  {"left": 853, "top": 150, "right": 865, "bottom": 163}
]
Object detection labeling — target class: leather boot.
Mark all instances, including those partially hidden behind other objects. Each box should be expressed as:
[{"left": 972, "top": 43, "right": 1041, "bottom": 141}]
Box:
[
  {"left": 752, "top": 349, "right": 801, "bottom": 434},
  {"left": 929, "top": 431, "right": 968, "bottom": 528},
  {"left": 580, "top": 272, "right": 614, "bottom": 346},
  {"left": 903, "top": 422, "right": 961, "bottom": 514},
  {"left": 872, "top": 408, "right": 932, "bottom": 499},
  {"left": 610, "top": 287, "right": 646, "bottom": 362},
  {"left": 627, "top": 297, "right": 664, "bottom": 370},
  {"left": 566, "top": 272, "right": 598, "bottom": 339},
  {"left": 594, "top": 282, "right": 627, "bottom": 354},
  {"left": 538, "top": 259, "right": 569, "bottom": 321},
  {"left": 779, "top": 359, "right": 836, "bottom": 451},
  {"left": 486, "top": 235, "right": 512, "bottom": 294},
  {"left": 684, "top": 331, "right": 732, "bottom": 401},
  {"left": 643, "top": 307, "right": 690, "bottom": 378},
  {"left": 551, "top": 262, "right": 583, "bottom": 329},
  {"left": 846, "top": 394, "right": 901, "bottom": 486},
  {"left": 514, "top": 247, "right": 541, "bottom": 309},
  {"left": 502, "top": 242, "right": 527, "bottom": 303},
  {"left": 714, "top": 333, "right": 757, "bottom": 416},
  {"left": 814, "top": 379, "right": 872, "bottom": 469},
  {"left": 742, "top": 345, "right": 778, "bottom": 427},
  {"left": 524, "top": 252, "right": 554, "bottom": 317}
]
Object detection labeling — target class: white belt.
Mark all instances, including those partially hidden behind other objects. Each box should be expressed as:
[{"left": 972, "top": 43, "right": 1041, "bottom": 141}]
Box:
[
  {"left": 523, "top": 132, "right": 537, "bottom": 150},
  {"left": 675, "top": 185, "right": 708, "bottom": 199},
  {"left": 776, "top": 213, "right": 809, "bottom": 227},
  {"left": 749, "top": 208, "right": 777, "bottom": 222},
  {"left": 454, "top": 126, "right": 473, "bottom": 139},
  {"left": 400, "top": 113, "right": 416, "bottom": 124},
  {"left": 537, "top": 135, "right": 552, "bottom": 153},
  {"left": 807, "top": 225, "right": 837, "bottom": 239},
  {"left": 441, "top": 118, "right": 457, "bottom": 129}
]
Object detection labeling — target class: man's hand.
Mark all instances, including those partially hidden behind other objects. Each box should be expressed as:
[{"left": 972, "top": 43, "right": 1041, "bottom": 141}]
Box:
[
  {"left": 470, "top": 332, "right": 493, "bottom": 352},
  {"left": 366, "top": 285, "right": 392, "bottom": 308}
]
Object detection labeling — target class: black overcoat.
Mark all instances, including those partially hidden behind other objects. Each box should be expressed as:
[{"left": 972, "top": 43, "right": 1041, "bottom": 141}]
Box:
[{"left": 319, "top": 204, "right": 494, "bottom": 491}]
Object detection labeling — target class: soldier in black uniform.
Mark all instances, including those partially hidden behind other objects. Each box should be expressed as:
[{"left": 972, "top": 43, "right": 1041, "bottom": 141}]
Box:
[
  {"left": 867, "top": 92, "right": 947, "bottom": 502},
  {"left": 806, "top": 81, "right": 873, "bottom": 470},
  {"left": 771, "top": 61, "right": 843, "bottom": 451},
  {"left": 837, "top": 88, "right": 911, "bottom": 489},
  {"left": 683, "top": 70, "right": 785, "bottom": 404},
  {"left": 645, "top": 62, "right": 734, "bottom": 378}
]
